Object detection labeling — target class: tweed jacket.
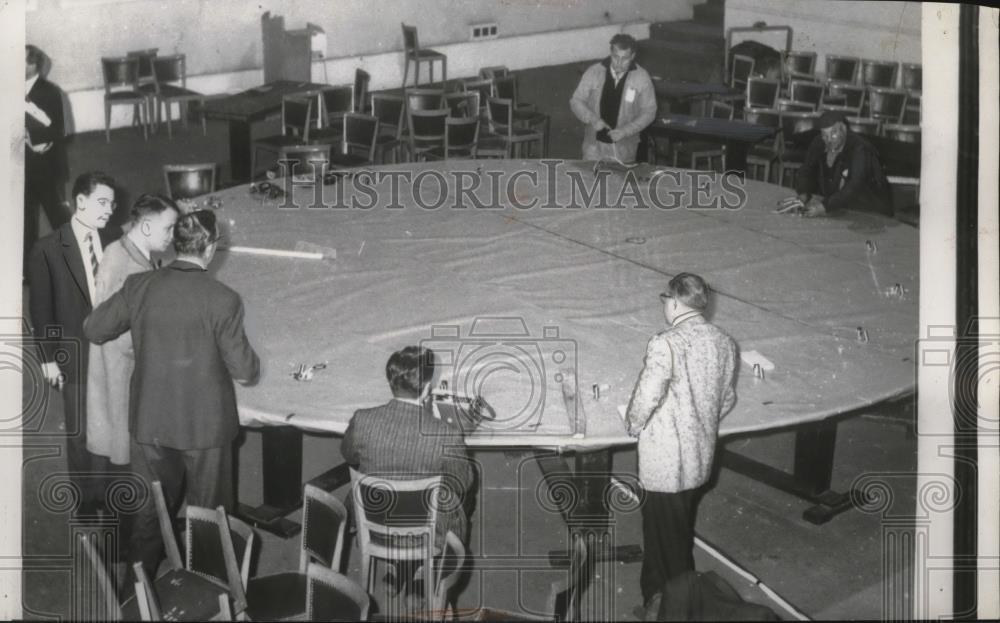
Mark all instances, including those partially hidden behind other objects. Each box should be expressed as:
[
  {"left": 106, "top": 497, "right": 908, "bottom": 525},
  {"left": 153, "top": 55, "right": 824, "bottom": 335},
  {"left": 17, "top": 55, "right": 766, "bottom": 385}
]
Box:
[
  {"left": 625, "top": 314, "right": 738, "bottom": 492},
  {"left": 570, "top": 57, "right": 658, "bottom": 161}
]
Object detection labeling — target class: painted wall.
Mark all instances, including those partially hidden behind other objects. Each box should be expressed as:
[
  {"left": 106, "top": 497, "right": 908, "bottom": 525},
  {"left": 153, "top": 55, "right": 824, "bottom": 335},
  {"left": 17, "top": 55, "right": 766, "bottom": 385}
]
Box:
[
  {"left": 724, "top": 0, "right": 921, "bottom": 67},
  {"left": 28, "top": 0, "right": 697, "bottom": 92}
]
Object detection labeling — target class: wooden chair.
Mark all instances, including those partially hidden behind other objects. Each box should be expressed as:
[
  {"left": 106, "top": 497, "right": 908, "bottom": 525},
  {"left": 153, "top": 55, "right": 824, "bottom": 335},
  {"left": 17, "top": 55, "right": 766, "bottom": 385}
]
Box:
[
  {"left": 429, "top": 531, "right": 467, "bottom": 619},
  {"left": 316, "top": 84, "right": 355, "bottom": 139},
  {"left": 867, "top": 87, "right": 908, "bottom": 124},
  {"left": 485, "top": 97, "right": 543, "bottom": 158},
  {"left": 132, "top": 561, "right": 232, "bottom": 622},
  {"left": 846, "top": 117, "right": 880, "bottom": 138},
  {"left": 330, "top": 113, "right": 379, "bottom": 168},
  {"left": 900, "top": 63, "right": 922, "bottom": 93},
  {"left": 825, "top": 54, "right": 861, "bottom": 84},
  {"left": 245, "top": 484, "right": 348, "bottom": 621},
  {"left": 402, "top": 23, "right": 447, "bottom": 87},
  {"left": 354, "top": 68, "right": 371, "bottom": 113},
  {"left": 444, "top": 92, "right": 480, "bottom": 119},
  {"left": 778, "top": 111, "right": 821, "bottom": 188},
  {"left": 746, "top": 77, "right": 780, "bottom": 109},
  {"left": 405, "top": 88, "right": 446, "bottom": 112},
  {"left": 151, "top": 54, "right": 206, "bottom": 138},
  {"left": 101, "top": 56, "right": 149, "bottom": 142},
  {"left": 406, "top": 108, "right": 448, "bottom": 162},
  {"left": 128, "top": 48, "right": 159, "bottom": 127},
  {"left": 672, "top": 100, "right": 733, "bottom": 171},
  {"left": 743, "top": 107, "right": 781, "bottom": 183},
  {"left": 163, "top": 163, "right": 217, "bottom": 200},
  {"left": 350, "top": 468, "right": 442, "bottom": 610},
  {"left": 860, "top": 59, "right": 900, "bottom": 88},
  {"left": 825, "top": 82, "right": 866, "bottom": 115},
  {"left": 493, "top": 74, "right": 550, "bottom": 156},
  {"left": 280, "top": 143, "right": 332, "bottom": 184},
  {"left": 730, "top": 54, "right": 755, "bottom": 91},
  {"left": 788, "top": 80, "right": 824, "bottom": 110},
  {"left": 306, "top": 563, "right": 371, "bottom": 621},
  {"left": 478, "top": 65, "right": 510, "bottom": 81},
  {"left": 371, "top": 93, "right": 406, "bottom": 163},
  {"left": 782, "top": 50, "right": 817, "bottom": 82},
  {"left": 250, "top": 94, "right": 322, "bottom": 180},
  {"left": 460, "top": 79, "right": 495, "bottom": 118}
]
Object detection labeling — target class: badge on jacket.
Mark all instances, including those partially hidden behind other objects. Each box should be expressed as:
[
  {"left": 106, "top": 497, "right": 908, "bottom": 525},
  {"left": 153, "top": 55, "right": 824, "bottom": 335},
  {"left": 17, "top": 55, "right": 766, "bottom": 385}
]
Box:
[{"left": 625, "top": 87, "right": 636, "bottom": 103}]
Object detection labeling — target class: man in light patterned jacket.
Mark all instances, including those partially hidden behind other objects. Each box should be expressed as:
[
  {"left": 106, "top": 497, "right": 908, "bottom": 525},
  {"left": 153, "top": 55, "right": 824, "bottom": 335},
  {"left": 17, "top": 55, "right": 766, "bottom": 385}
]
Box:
[{"left": 624, "top": 272, "right": 738, "bottom": 614}]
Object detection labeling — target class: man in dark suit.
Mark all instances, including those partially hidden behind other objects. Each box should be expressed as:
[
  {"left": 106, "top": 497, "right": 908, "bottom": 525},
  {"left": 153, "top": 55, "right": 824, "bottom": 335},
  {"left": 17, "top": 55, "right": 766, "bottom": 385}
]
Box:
[
  {"left": 25, "top": 45, "right": 70, "bottom": 271},
  {"left": 84, "top": 209, "right": 260, "bottom": 577},
  {"left": 28, "top": 171, "right": 118, "bottom": 517},
  {"left": 342, "top": 346, "right": 475, "bottom": 600}
]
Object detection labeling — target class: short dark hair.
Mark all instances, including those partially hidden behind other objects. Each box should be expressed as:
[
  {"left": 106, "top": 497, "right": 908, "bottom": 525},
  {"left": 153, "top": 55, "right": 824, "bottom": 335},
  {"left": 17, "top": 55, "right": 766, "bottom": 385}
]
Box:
[
  {"left": 26, "top": 45, "right": 46, "bottom": 69},
  {"left": 385, "top": 346, "right": 436, "bottom": 398},
  {"left": 609, "top": 34, "right": 637, "bottom": 53},
  {"left": 666, "top": 272, "right": 710, "bottom": 311},
  {"left": 173, "top": 209, "right": 219, "bottom": 256},
  {"left": 71, "top": 171, "right": 117, "bottom": 201},
  {"left": 130, "top": 193, "right": 179, "bottom": 223}
]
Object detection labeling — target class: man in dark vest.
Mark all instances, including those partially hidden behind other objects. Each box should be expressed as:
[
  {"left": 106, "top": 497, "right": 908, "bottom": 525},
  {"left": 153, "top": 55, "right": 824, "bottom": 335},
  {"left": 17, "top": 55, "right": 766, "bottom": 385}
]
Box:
[{"left": 570, "top": 33, "right": 657, "bottom": 163}]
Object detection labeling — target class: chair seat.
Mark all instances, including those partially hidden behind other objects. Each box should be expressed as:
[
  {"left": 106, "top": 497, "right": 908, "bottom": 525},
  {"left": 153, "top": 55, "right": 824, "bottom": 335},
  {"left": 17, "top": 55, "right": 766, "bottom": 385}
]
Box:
[
  {"left": 106, "top": 90, "right": 146, "bottom": 101},
  {"left": 410, "top": 49, "right": 446, "bottom": 60},
  {"left": 159, "top": 85, "right": 203, "bottom": 99},
  {"left": 245, "top": 572, "right": 308, "bottom": 621},
  {"left": 123, "top": 568, "right": 228, "bottom": 621}
]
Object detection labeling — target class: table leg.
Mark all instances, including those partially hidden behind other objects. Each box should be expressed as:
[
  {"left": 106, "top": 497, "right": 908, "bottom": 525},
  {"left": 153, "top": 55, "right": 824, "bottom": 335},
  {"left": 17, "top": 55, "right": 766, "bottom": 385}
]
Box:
[
  {"left": 720, "top": 418, "right": 856, "bottom": 524},
  {"left": 228, "top": 119, "right": 253, "bottom": 183}
]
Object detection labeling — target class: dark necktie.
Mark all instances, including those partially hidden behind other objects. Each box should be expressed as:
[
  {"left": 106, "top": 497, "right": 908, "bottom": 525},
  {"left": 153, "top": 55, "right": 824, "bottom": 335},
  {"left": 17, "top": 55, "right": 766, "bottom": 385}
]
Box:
[{"left": 85, "top": 232, "right": 99, "bottom": 277}]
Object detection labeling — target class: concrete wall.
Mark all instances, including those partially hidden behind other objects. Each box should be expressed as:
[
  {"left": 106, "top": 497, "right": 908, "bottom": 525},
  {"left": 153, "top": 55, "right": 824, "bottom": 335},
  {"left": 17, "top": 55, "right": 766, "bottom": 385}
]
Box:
[
  {"left": 724, "top": 0, "right": 921, "bottom": 69},
  {"left": 27, "top": 0, "right": 698, "bottom": 134}
]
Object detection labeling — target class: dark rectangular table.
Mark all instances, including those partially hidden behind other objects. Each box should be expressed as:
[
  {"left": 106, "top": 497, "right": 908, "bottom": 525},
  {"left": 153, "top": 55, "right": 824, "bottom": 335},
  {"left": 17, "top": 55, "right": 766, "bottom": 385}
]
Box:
[
  {"left": 646, "top": 113, "right": 778, "bottom": 175},
  {"left": 202, "top": 80, "right": 327, "bottom": 182},
  {"left": 653, "top": 79, "right": 741, "bottom": 104}
]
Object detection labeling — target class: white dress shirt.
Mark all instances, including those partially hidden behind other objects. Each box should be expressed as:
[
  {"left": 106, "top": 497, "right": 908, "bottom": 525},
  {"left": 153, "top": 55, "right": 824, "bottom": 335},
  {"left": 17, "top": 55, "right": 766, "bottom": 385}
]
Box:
[
  {"left": 71, "top": 217, "right": 103, "bottom": 303},
  {"left": 25, "top": 73, "right": 53, "bottom": 153}
]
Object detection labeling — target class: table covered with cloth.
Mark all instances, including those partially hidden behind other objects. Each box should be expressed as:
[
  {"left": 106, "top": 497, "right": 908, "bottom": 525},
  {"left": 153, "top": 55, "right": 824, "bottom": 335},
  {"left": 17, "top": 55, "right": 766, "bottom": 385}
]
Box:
[{"left": 200, "top": 160, "right": 917, "bottom": 450}]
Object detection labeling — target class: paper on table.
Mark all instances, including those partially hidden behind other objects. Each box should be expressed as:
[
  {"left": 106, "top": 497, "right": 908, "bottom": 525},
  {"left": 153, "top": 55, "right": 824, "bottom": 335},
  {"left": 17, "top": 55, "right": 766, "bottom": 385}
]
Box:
[
  {"left": 226, "top": 246, "right": 324, "bottom": 260},
  {"left": 741, "top": 350, "right": 775, "bottom": 371}
]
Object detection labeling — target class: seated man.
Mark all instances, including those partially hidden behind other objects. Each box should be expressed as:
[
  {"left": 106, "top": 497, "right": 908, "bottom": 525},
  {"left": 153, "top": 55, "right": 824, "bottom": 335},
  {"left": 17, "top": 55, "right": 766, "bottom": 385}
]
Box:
[
  {"left": 341, "top": 346, "right": 474, "bottom": 593},
  {"left": 780, "top": 110, "right": 893, "bottom": 217}
]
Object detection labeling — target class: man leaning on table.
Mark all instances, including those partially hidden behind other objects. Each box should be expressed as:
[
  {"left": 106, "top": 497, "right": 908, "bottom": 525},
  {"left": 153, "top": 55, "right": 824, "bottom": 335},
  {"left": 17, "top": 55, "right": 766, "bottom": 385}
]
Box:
[
  {"left": 624, "top": 272, "right": 738, "bottom": 619},
  {"left": 570, "top": 33, "right": 657, "bottom": 163},
  {"left": 85, "top": 209, "right": 260, "bottom": 578}
]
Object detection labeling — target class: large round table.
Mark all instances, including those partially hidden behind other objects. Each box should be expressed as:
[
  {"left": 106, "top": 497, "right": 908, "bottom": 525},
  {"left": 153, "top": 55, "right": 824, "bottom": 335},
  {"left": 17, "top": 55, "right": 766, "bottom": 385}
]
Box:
[{"left": 203, "top": 159, "right": 918, "bottom": 529}]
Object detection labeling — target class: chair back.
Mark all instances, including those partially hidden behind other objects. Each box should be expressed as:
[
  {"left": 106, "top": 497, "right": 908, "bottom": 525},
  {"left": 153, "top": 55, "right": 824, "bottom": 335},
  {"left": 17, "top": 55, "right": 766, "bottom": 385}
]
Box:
[
  {"left": 493, "top": 75, "right": 518, "bottom": 102},
  {"left": 152, "top": 54, "right": 186, "bottom": 87},
  {"left": 183, "top": 506, "right": 248, "bottom": 614},
  {"left": 901, "top": 63, "right": 922, "bottom": 92},
  {"left": 867, "top": 87, "right": 908, "bottom": 123},
  {"left": 461, "top": 79, "right": 494, "bottom": 114},
  {"left": 730, "top": 54, "right": 755, "bottom": 90},
  {"left": 401, "top": 23, "right": 421, "bottom": 54},
  {"left": 350, "top": 468, "right": 441, "bottom": 558},
  {"left": 320, "top": 85, "right": 355, "bottom": 124},
  {"left": 445, "top": 116, "right": 480, "bottom": 158},
  {"left": 789, "top": 80, "right": 824, "bottom": 108},
  {"left": 76, "top": 533, "right": 123, "bottom": 621},
  {"left": 341, "top": 113, "right": 379, "bottom": 161},
  {"left": 101, "top": 56, "right": 141, "bottom": 93},
  {"left": 846, "top": 116, "right": 880, "bottom": 137},
  {"left": 883, "top": 123, "right": 921, "bottom": 144},
  {"left": 305, "top": 563, "right": 370, "bottom": 621},
  {"left": 431, "top": 531, "right": 467, "bottom": 613},
  {"left": 825, "top": 54, "right": 860, "bottom": 83},
  {"left": 300, "top": 483, "right": 348, "bottom": 573},
  {"left": 163, "top": 163, "right": 217, "bottom": 200},
  {"left": 226, "top": 514, "right": 256, "bottom": 589},
  {"left": 406, "top": 88, "right": 445, "bottom": 112},
  {"left": 746, "top": 77, "right": 780, "bottom": 109},
  {"left": 826, "top": 82, "right": 866, "bottom": 113},
  {"left": 708, "top": 100, "right": 734, "bottom": 120},
  {"left": 479, "top": 65, "right": 510, "bottom": 80},
  {"left": 372, "top": 93, "right": 406, "bottom": 139},
  {"left": 281, "top": 144, "right": 332, "bottom": 181},
  {"left": 782, "top": 50, "right": 817, "bottom": 81},
  {"left": 444, "top": 92, "right": 480, "bottom": 118},
  {"left": 282, "top": 95, "right": 318, "bottom": 139},
  {"left": 354, "top": 68, "right": 371, "bottom": 112},
  {"left": 780, "top": 111, "right": 820, "bottom": 147},
  {"left": 743, "top": 107, "right": 781, "bottom": 128},
  {"left": 861, "top": 59, "right": 899, "bottom": 88},
  {"left": 407, "top": 109, "right": 448, "bottom": 155},
  {"left": 126, "top": 48, "right": 158, "bottom": 86}
]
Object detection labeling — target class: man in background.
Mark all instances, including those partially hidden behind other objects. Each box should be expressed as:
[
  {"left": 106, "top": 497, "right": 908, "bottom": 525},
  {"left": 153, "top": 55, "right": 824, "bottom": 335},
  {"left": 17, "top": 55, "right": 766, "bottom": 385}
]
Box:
[
  {"left": 624, "top": 273, "right": 738, "bottom": 618},
  {"left": 570, "top": 33, "right": 657, "bottom": 163},
  {"left": 28, "top": 171, "right": 118, "bottom": 517},
  {"left": 25, "top": 44, "right": 69, "bottom": 274},
  {"left": 85, "top": 209, "right": 259, "bottom": 578}
]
